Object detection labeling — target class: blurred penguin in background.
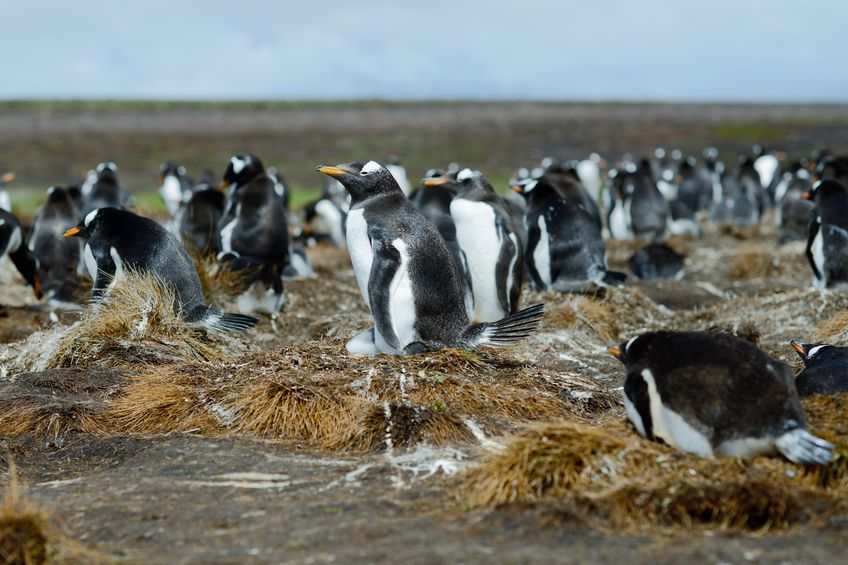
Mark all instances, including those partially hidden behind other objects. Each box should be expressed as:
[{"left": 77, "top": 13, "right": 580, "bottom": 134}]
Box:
[
  {"left": 29, "top": 186, "right": 83, "bottom": 305},
  {"left": 82, "top": 162, "right": 130, "bottom": 216}
]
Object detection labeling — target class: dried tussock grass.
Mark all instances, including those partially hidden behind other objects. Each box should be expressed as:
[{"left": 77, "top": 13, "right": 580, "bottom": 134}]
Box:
[
  {"left": 11, "top": 270, "right": 226, "bottom": 373},
  {"left": 0, "top": 464, "right": 105, "bottom": 564},
  {"left": 463, "top": 406, "right": 848, "bottom": 533},
  {"left": 727, "top": 251, "right": 783, "bottom": 280},
  {"left": 98, "top": 340, "right": 588, "bottom": 451},
  {"left": 191, "top": 251, "right": 253, "bottom": 308}
]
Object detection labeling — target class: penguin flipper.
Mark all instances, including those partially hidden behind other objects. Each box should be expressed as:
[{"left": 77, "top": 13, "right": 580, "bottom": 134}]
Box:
[
  {"left": 460, "top": 303, "right": 544, "bottom": 349},
  {"left": 199, "top": 307, "right": 259, "bottom": 332},
  {"left": 367, "top": 235, "right": 401, "bottom": 350},
  {"left": 599, "top": 270, "right": 627, "bottom": 287},
  {"left": 775, "top": 428, "right": 833, "bottom": 465},
  {"left": 805, "top": 214, "right": 822, "bottom": 281}
]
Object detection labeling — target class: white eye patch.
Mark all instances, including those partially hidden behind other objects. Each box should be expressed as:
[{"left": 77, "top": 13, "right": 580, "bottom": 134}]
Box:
[
  {"left": 457, "top": 168, "right": 476, "bottom": 182},
  {"left": 807, "top": 345, "right": 827, "bottom": 358},
  {"left": 625, "top": 336, "right": 639, "bottom": 352},
  {"left": 84, "top": 209, "right": 99, "bottom": 227},
  {"left": 523, "top": 180, "right": 539, "bottom": 193},
  {"left": 360, "top": 161, "right": 382, "bottom": 175},
  {"left": 230, "top": 156, "right": 247, "bottom": 174}
]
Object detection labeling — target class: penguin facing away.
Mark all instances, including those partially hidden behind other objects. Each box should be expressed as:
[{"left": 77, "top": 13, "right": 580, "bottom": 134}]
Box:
[
  {"left": 218, "top": 154, "right": 290, "bottom": 314},
  {"left": 608, "top": 331, "right": 833, "bottom": 464},
  {"left": 317, "top": 160, "right": 543, "bottom": 356},
  {"left": 427, "top": 168, "right": 524, "bottom": 322},
  {"left": 29, "top": 186, "right": 83, "bottom": 304},
  {"left": 803, "top": 180, "right": 848, "bottom": 289},
  {"left": 790, "top": 339, "right": 848, "bottom": 397},
  {"left": 0, "top": 209, "right": 42, "bottom": 299},
  {"left": 63, "top": 207, "right": 258, "bottom": 331},
  {"left": 512, "top": 179, "right": 625, "bottom": 291},
  {"left": 82, "top": 162, "right": 129, "bottom": 216}
]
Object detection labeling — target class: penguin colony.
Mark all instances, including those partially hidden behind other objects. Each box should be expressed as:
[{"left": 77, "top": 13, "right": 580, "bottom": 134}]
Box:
[{"left": 1, "top": 146, "right": 847, "bottom": 466}]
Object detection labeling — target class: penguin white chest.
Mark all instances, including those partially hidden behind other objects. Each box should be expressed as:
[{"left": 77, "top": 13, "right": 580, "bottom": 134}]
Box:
[
  {"left": 220, "top": 216, "right": 238, "bottom": 255},
  {"left": 314, "top": 199, "right": 346, "bottom": 248},
  {"left": 83, "top": 243, "right": 98, "bottom": 280},
  {"left": 811, "top": 224, "right": 825, "bottom": 287},
  {"left": 345, "top": 208, "right": 373, "bottom": 303},
  {"left": 640, "top": 369, "right": 713, "bottom": 457},
  {"left": 450, "top": 199, "right": 505, "bottom": 322},
  {"left": 533, "top": 215, "right": 552, "bottom": 288},
  {"left": 160, "top": 177, "right": 183, "bottom": 215},
  {"left": 381, "top": 238, "right": 417, "bottom": 350},
  {"left": 609, "top": 200, "right": 631, "bottom": 239}
]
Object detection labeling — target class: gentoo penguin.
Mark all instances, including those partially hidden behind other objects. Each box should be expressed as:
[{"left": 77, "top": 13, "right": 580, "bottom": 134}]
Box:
[
  {"left": 538, "top": 160, "right": 602, "bottom": 229},
  {"left": 804, "top": 180, "right": 848, "bottom": 289},
  {"left": 0, "top": 171, "right": 15, "bottom": 212},
  {"left": 608, "top": 331, "right": 833, "bottom": 464},
  {"left": 710, "top": 159, "right": 763, "bottom": 227},
  {"left": 675, "top": 157, "right": 708, "bottom": 215},
  {"left": 609, "top": 160, "right": 669, "bottom": 241},
  {"left": 29, "top": 186, "right": 83, "bottom": 304},
  {"left": 752, "top": 145, "right": 781, "bottom": 193},
  {"left": 317, "top": 160, "right": 543, "bottom": 355},
  {"left": 82, "top": 162, "right": 129, "bottom": 215},
  {"left": 628, "top": 243, "right": 684, "bottom": 280},
  {"left": 0, "top": 209, "right": 42, "bottom": 299},
  {"left": 218, "top": 154, "right": 289, "bottom": 314},
  {"left": 177, "top": 182, "right": 226, "bottom": 254},
  {"left": 576, "top": 153, "right": 604, "bottom": 201},
  {"left": 512, "top": 179, "right": 625, "bottom": 291},
  {"left": 777, "top": 170, "right": 814, "bottom": 244},
  {"left": 414, "top": 173, "right": 474, "bottom": 317},
  {"left": 429, "top": 168, "right": 524, "bottom": 322},
  {"left": 305, "top": 177, "right": 349, "bottom": 248},
  {"left": 63, "top": 207, "right": 258, "bottom": 331},
  {"left": 159, "top": 161, "right": 192, "bottom": 216},
  {"left": 790, "top": 339, "right": 848, "bottom": 397}
]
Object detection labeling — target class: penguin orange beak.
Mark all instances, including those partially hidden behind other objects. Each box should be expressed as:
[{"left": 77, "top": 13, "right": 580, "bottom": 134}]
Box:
[
  {"left": 510, "top": 184, "right": 523, "bottom": 193},
  {"left": 218, "top": 180, "right": 232, "bottom": 191},
  {"left": 790, "top": 340, "right": 806, "bottom": 355},
  {"left": 1, "top": 172, "right": 14, "bottom": 183},
  {"left": 316, "top": 165, "right": 347, "bottom": 177},
  {"left": 32, "top": 275, "right": 43, "bottom": 299},
  {"left": 63, "top": 226, "right": 81, "bottom": 238},
  {"left": 423, "top": 177, "right": 449, "bottom": 187},
  {"left": 801, "top": 191, "right": 812, "bottom": 200},
  {"left": 607, "top": 345, "right": 622, "bottom": 358},
  {"left": 159, "top": 174, "right": 165, "bottom": 183}
]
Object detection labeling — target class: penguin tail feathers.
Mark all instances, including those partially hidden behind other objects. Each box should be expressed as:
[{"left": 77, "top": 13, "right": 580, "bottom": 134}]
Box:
[
  {"left": 200, "top": 308, "right": 260, "bottom": 332},
  {"left": 599, "top": 270, "right": 627, "bottom": 287},
  {"left": 460, "top": 303, "right": 544, "bottom": 349},
  {"left": 775, "top": 428, "right": 833, "bottom": 465}
]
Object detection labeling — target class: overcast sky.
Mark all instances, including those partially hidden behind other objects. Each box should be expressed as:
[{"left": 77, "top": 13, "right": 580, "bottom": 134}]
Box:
[{"left": 2, "top": 0, "right": 846, "bottom": 102}]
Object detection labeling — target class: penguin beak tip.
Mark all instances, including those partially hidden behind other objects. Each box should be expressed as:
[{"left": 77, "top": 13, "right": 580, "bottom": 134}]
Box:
[
  {"left": 606, "top": 344, "right": 622, "bottom": 358},
  {"left": 62, "top": 227, "right": 81, "bottom": 238},
  {"left": 790, "top": 340, "right": 806, "bottom": 355}
]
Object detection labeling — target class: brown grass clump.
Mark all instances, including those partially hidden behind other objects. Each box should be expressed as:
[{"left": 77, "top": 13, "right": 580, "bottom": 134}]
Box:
[
  {"left": 0, "top": 368, "right": 125, "bottom": 439},
  {"left": 97, "top": 340, "right": 586, "bottom": 451},
  {"left": 814, "top": 310, "right": 848, "bottom": 343},
  {"left": 191, "top": 251, "right": 253, "bottom": 308},
  {"left": 0, "top": 464, "right": 105, "bottom": 564},
  {"left": 463, "top": 417, "right": 848, "bottom": 533},
  {"left": 12, "top": 270, "right": 226, "bottom": 372},
  {"left": 727, "top": 251, "right": 783, "bottom": 280}
]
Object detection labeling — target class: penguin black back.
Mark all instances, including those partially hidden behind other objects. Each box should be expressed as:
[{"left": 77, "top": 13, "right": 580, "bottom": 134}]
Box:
[
  {"left": 30, "top": 186, "right": 82, "bottom": 302},
  {"left": 791, "top": 340, "right": 848, "bottom": 397}
]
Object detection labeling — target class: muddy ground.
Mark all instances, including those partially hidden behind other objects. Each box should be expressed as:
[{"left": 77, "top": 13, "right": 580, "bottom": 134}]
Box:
[{"left": 0, "top": 103, "right": 847, "bottom": 563}]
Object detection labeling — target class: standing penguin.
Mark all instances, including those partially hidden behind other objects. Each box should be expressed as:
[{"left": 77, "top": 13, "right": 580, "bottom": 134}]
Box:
[
  {"left": 790, "top": 339, "right": 848, "bottom": 397},
  {"left": 608, "top": 161, "right": 669, "bottom": 241},
  {"left": 63, "top": 207, "right": 258, "bottom": 331},
  {"left": 0, "top": 209, "right": 42, "bottom": 299},
  {"left": 513, "top": 179, "right": 625, "bottom": 291},
  {"left": 804, "top": 180, "right": 848, "bottom": 289},
  {"left": 176, "top": 181, "right": 227, "bottom": 254},
  {"left": 82, "top": 162, "right": 129, "bottom": 215},
  {"left": 218, "top": 154, "right": 289, "bottom": 314},
  {"left": 316, "top": 160, "right": 543, "bottom": 355},
  {"left": 428, "top": 168, "right": 524, "bottom": 322},
  {"left": 159, "top": 161, "right": 192, "bottom": 216},
  {"left": 305, "top": 177, "right": 349, "bottom": 248},
  {"left": 29, "top": 186, "right": 83, "bottom": 304},
  {"left": 608, "top": 331, "right": 833, "bottom": 464}
]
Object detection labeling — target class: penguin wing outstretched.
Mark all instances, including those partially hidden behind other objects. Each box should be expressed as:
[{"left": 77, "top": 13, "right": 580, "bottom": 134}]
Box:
[
  {"left": 367, "top": 231, "right": 402, "bottom": 350},
  {"left": 805, "top": 212, "right": 822, "bottom": 281}
]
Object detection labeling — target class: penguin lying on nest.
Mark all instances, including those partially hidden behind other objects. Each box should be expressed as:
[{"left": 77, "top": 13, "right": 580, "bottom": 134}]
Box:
[
  {"left": 608, "top": 331, "right": 832, "bottom": 464},
  {"left": 790, "top": 339, "right": 848, "bottom": 397},
  {"left": 317, "top": 160, "right": 544, "bottom": 355},
  {"left": 64, "top": 207, "right": 258, "bottom": 332}
]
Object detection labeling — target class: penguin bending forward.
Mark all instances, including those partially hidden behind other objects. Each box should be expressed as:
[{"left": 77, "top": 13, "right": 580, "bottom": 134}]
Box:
[
  {"left": 64, "top": 207, "right": 258, "bottom": 331},
  {"left": 608, "top": 331, "right": 832, "bottom": 464},
  {"left": 317, "top": 160, "right": 544, "bottom": 355}
]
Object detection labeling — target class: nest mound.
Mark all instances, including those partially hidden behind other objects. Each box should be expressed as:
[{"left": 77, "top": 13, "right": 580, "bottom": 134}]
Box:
[
  {"left": 463, "top": 393, "right": 848, "bottom": 533},
  {"left": 9, "top": 271, "right": 230, "bottom": 373}
]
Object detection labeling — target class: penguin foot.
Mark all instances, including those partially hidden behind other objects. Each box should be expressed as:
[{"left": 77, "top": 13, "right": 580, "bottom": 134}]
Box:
[{"left": 347, "top": 328, "right": 379, "bottom": 356}]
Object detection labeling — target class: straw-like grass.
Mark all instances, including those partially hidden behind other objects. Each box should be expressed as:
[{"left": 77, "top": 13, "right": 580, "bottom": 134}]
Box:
[{"left": 0, "top": 464, "right": 105, "bottom": 564}]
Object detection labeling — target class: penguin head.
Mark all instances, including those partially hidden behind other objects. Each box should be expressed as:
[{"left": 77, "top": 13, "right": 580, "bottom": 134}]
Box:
[
  {"left": 63, "top": 207, "right": 112, "bottom": 240},
  {"left": 316, "top": 160, "right": 401, "bottom": 203},
  {"left": 221, "top": 154, "right": 265, "bottom": 190},
  {"left": 510, "top": 178, "right": 541, "bottom": 199},
  {"left": 160, "top": 161, "right": 187, "bottom": 182},
  {"left": 607, "top": 335, "right": 647, "bottom": 366},
  {"left": 790, "top": 339, "right": 834, "bottom": 366}
]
